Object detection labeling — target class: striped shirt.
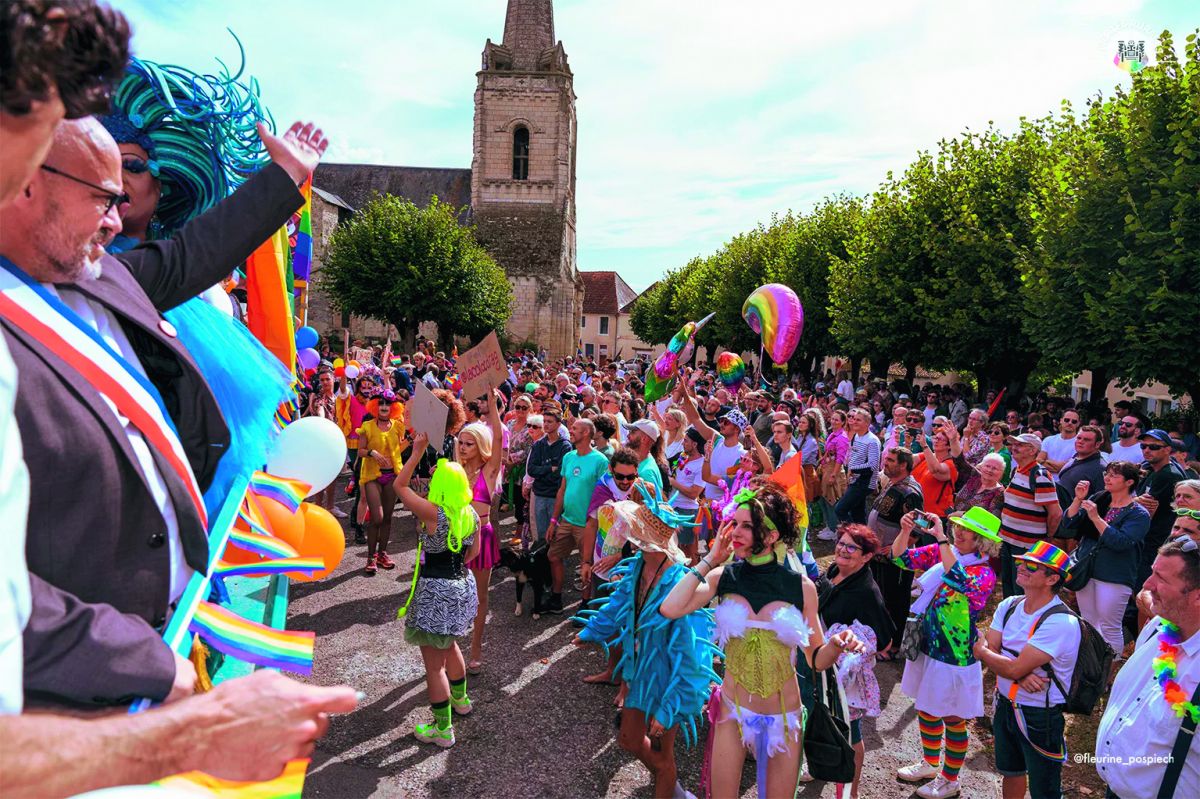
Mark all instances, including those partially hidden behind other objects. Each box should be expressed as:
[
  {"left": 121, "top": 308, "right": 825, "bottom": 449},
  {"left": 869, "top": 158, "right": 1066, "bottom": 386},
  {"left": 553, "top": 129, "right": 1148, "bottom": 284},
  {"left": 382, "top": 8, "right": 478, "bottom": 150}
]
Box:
[
  {"left": 847, "top": 432, "right": 881, "bottom": 489},
  {"left": 999, "top": 460, "right": 1058, "bottom": 547}
]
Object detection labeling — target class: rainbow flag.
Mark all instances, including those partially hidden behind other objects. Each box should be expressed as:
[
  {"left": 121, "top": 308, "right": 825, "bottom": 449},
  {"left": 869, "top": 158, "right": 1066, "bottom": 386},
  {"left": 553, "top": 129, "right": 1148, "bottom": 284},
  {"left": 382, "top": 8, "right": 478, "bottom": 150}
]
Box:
[
  {"left": 249, "top": 471, "right": 310, "bottom": 514},
  {"left": 291, "top": 178, "right": 312, "bottom": 283},
  {"left": 189, "top": 601, "right": 315, "bottom": 673},
  {"left": 214, "top": 556, "right": 324, "bottom": 578},
  {"left": 246, "top": 225, "right": 296, "bottom": 369},
  {"left": 769, "top": 454, "right": 809, "bottom": 530},
  {"left": 227, "top": 528, "right": 300, "bottom": 560},
  {"left": 155, "top": 758, "right": 309, "bottom": 798}
]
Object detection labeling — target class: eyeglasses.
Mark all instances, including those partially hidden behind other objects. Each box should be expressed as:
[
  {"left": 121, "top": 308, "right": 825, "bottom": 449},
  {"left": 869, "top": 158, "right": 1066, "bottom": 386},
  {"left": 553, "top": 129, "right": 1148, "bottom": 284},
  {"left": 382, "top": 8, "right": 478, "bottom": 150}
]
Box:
[
  {"left": 1061, "top": 418, "right": 1079, "bottom": 425},
  {"left": 612, "top": 471, "right": 638, "bottom": 482},
  {"left": 1175, "top": 507, "right": 1200, "bottom": 521},
  {"left": 834, "top": 540, "right": 862, "bottom": 554},
  {"left": 1118, "top": 422, "right": 1135, "bottom": 428},
  {"left": 1140, "top": 443, "right": 1166, "bottom": 451},
  {"left": 40, "top": 164, "right": 128, "bottom": 213}
]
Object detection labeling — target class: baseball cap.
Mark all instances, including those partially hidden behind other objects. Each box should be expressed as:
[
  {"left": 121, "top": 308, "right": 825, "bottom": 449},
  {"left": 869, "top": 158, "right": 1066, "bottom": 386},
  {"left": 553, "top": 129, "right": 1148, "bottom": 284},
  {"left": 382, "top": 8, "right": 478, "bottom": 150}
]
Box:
[
  {"left": 1006, "top": 432, "right": 1043, "bottom": 449},
  {"left": 1169, "top": 438, "right": 1188, "bottom": 453},
  {"left": 898, "top": 393, "right": 910, "bottom": 400},
  {"left": 1140, "top": 429, "right": 1172, "bottom": 445},
  {"left": 720, "top": 408, "right": 749, "bottom": 430},
  {"left": 627, "top": 418, "right": 660, "bottom": 442}
]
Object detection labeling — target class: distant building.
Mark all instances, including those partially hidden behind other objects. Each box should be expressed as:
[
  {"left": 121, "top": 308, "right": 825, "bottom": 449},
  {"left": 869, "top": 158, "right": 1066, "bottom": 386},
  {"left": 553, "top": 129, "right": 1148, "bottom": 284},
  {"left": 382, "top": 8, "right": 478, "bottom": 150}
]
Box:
[
  {"left": 579, "top": 271, "right": 662, "bottom": 363},
  {"left": 306, "top": 0, "right": 583, "bottom": 357}
]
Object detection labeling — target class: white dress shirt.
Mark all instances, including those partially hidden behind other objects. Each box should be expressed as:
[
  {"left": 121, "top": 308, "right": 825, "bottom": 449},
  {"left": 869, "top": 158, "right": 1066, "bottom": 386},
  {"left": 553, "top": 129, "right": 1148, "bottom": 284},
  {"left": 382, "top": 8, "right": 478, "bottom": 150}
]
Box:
[
  {"left": 0, "top": 333, "right": 30, "bottom": 714},
  {"left": 52, "top": 287, "right": 192, "bottom": 602},
  {"left": 1096, "top": 616, "right": 1200, "bottom": 798}
]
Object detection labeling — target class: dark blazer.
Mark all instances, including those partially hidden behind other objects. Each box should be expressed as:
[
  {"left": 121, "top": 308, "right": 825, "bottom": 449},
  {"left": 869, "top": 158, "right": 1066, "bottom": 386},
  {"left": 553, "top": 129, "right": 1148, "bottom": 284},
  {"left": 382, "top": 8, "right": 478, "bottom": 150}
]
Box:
[{"left": 5, "top": 164, "right": 302, "bottom": 706}]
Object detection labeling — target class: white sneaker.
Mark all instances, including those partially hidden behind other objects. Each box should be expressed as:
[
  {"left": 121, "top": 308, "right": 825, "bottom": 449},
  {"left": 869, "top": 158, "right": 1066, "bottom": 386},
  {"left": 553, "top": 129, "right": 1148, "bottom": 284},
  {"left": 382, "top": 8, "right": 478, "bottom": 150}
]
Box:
[
  {"left": 897, "top": 761, "right": 939, "bottom": 782},
  {"left": 817, "top": 527, "right": 838, "bottom": 541},
  {"left": 915, "top": 775, "right": 959, "bottom": 799}
]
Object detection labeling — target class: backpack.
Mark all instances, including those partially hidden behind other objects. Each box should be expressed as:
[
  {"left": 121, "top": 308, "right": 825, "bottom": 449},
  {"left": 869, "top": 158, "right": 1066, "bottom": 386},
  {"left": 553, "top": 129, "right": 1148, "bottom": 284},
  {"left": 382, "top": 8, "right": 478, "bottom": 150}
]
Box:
[{"left": 1001, "top": 599, "right": 1114, "bottom": 715}]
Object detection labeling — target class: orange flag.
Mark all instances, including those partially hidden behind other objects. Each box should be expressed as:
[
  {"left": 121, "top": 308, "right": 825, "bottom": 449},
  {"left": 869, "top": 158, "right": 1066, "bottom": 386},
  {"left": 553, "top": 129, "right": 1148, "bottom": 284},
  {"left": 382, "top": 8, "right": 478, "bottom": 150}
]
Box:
[
  {"left": 246, "top": 226, "right": 296, "bottom": 369},
  {"left": 769, "top": 454, "right": 809, "bottom": 530}
]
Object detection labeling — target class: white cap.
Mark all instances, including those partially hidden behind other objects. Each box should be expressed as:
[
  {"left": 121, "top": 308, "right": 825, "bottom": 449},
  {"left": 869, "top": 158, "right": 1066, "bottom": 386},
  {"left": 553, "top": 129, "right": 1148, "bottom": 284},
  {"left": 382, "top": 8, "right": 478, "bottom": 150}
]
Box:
[{"left": 627, "top": 418, "right": 660, "bottom": 442}]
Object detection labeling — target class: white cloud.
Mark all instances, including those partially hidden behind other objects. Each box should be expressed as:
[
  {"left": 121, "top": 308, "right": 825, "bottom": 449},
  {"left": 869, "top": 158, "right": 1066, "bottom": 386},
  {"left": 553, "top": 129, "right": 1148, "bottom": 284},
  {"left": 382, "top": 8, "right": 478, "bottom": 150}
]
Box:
[{"left": 116, "top": 0, "right": 1191, "bottom": 290}]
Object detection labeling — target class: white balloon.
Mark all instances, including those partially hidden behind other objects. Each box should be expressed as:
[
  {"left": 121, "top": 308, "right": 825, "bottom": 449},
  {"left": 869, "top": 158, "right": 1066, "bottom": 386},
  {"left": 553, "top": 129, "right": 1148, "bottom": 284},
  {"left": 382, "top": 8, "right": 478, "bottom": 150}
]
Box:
[
  {"left": 266, "top": 416, "right": 345, "bottom": 497},
  {"left": 345, "top": 364, "right": 361, "bottom": 379}
]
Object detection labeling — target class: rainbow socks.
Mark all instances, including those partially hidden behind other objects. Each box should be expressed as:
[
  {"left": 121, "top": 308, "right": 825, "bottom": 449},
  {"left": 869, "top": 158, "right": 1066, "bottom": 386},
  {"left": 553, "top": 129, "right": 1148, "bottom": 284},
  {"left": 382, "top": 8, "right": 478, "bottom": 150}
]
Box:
[{"left": 918, "top": 711, "right": 944, "bottom": 769}]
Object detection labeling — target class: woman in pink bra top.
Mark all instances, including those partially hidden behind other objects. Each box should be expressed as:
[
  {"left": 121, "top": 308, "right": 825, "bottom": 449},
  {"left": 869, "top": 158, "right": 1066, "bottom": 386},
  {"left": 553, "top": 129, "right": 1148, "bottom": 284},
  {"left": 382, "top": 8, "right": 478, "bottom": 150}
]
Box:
[{"left": 456, "top": 390, "right": 505, "bottom": 674}]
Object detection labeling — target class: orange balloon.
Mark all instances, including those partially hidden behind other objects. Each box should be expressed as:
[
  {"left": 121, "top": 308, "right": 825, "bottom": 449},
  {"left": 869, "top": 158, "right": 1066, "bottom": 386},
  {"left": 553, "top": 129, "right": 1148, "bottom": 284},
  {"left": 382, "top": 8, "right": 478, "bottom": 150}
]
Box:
[
  {"left": 289, "top": 503, "right": 346, "bottom": 581},
  {"left": 253, "top": 494, "right": 306, "bottom": 551}
]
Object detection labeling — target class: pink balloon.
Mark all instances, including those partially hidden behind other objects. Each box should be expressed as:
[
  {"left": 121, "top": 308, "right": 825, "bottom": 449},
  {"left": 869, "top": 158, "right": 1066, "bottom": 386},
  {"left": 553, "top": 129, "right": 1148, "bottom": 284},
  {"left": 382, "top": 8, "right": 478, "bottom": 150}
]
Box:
[{"left": 741, "top": 284, "right": 804, "bottom": 363}]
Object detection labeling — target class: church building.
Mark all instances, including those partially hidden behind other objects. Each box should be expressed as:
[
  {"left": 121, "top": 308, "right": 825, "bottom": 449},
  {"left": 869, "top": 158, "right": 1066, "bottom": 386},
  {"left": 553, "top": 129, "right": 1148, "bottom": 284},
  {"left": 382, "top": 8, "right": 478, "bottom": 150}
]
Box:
[{"left": 307, "top": 0, "right": 583, "bottom": 358}]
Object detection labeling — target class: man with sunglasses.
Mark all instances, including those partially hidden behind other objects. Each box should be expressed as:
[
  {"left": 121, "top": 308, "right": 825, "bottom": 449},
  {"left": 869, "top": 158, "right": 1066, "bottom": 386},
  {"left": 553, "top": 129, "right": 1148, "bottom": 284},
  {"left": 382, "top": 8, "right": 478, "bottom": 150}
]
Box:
[
  {"left": 1039, "top": 409, "right": 1082, "bottom": 484},
  {"left": 1, "top": 114, "right": 325, "bottom": 708},
  {"left": 1109, "top": 415, "right": 1146, "bottom": 463}
]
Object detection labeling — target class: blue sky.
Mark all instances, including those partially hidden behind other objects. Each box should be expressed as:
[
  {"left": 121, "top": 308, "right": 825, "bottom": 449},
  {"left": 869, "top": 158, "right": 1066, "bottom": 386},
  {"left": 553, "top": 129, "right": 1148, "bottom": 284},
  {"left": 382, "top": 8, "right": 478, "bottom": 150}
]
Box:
[{"left": 118, "top": 0, "right": 1194, "bottom": 291}]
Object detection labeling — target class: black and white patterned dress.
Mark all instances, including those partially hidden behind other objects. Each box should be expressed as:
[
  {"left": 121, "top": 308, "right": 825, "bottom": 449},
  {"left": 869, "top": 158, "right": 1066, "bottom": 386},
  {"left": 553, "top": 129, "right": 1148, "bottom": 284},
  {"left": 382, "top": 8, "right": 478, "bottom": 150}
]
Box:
[{"left": 406, "top": 507, "right": 479, "bottom": 637}]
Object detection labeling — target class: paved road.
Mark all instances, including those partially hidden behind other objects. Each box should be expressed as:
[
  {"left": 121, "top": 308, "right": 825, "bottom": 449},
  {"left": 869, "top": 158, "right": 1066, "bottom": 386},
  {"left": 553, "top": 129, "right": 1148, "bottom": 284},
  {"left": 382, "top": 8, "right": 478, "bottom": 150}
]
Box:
[{"left": 291, "top": 496, "right": 1003, "bottom": 798}]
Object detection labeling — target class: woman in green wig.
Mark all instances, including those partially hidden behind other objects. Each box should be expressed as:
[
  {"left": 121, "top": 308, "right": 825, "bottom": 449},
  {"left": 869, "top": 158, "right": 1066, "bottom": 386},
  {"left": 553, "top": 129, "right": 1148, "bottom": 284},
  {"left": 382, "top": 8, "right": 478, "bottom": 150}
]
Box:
[{"left": 394, "top": 432, "right": 481, "bottom": 748}]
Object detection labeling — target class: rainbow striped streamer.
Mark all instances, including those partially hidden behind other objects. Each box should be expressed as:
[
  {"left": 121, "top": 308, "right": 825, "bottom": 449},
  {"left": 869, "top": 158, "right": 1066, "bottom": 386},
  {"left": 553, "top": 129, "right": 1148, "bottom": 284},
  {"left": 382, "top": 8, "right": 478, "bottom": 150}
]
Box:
[
  {"left": 291, "top": 178, "right": 312, "bottom": 283},
  {"left": 155, "top": 757, "right": 309, "bottom": 798},
  {"left": 214, "top": 556, "right": 323, "bottom": 578},
  {"left": 227, "top": 528, "right": 299, "bottom": 559},
  {"left": 249, "top": 470, "right": 310, "bottom": 513},
  {"left": 190, "top": 601, "right": 314, "bottom": 673}
]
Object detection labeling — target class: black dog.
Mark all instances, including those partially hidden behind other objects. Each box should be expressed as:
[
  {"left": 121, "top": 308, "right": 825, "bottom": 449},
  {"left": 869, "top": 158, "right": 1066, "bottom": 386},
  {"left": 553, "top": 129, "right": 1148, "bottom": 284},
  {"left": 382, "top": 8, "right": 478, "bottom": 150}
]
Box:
[{"left": 498, "top": 541, "right": 552, "bottom": 619}]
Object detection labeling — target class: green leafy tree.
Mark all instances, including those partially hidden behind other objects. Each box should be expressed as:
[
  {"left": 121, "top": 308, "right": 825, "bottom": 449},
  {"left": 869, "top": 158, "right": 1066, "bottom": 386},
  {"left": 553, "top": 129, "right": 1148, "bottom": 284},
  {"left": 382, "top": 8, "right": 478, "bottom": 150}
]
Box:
[
  {"left": 319, "top": 195, "right": 512, "bottom": 347},
  {"left": 1022, "top": 30, "right": 1200, "bottom": 402}
]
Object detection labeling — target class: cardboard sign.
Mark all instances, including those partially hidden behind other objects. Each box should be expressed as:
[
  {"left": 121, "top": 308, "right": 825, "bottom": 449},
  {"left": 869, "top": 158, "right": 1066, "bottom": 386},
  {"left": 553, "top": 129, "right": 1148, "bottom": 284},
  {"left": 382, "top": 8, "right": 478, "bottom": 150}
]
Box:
[
  {"left": 457, "top": 331, "right": 507, "bottom": 400},
  {"left": 409, "top": 380, "right": 449, "bottom": 445}
]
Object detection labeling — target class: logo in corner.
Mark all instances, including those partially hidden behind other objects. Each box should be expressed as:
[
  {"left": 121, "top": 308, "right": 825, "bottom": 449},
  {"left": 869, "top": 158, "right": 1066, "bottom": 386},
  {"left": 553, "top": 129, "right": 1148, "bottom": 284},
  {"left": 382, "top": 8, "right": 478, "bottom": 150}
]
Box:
[{"left": 1105, "top": 25, "right": 1158, "bottom": 75}]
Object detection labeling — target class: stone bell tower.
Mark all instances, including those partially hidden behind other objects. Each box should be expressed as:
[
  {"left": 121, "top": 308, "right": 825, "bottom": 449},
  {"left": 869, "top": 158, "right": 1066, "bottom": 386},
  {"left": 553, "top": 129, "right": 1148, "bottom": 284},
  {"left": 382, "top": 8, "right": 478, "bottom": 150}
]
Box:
[{"left": 472, "top": 0, "right": 582, "bottom": 359}]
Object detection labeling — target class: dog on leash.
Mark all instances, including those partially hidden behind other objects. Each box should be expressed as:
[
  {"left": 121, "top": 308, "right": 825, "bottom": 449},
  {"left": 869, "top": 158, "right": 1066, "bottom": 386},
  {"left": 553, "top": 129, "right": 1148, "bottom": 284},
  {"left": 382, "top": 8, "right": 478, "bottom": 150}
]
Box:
[{"left": 498, "top": 540, "right": 552, "bottom": 619}]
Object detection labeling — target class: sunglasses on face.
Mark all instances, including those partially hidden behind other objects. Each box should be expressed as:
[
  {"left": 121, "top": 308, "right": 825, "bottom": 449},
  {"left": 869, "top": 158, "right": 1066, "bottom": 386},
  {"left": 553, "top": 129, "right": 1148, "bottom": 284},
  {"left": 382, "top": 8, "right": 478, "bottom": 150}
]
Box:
[
  {"left": 1175, "top": 507, "right": 1200, "bottom": 521},
  {"left": 1141, "top": 443, "right": 1166, "bottom": 451},
  {"left": 526, "top": 424, "right": 542, "bottom": 429},
  {"left": 1020, "top": 561, "right": 1046, "bottom": 573},
  {"left": 613, "top": 471, "right": 638, "bottom": 482}
]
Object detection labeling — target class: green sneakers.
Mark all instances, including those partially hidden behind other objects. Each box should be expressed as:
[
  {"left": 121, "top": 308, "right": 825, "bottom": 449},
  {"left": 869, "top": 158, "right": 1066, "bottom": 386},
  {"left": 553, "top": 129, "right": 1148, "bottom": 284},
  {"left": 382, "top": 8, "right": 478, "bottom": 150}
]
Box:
[{"left": 413, "top": 722, "right": 455, "bottom": 748}]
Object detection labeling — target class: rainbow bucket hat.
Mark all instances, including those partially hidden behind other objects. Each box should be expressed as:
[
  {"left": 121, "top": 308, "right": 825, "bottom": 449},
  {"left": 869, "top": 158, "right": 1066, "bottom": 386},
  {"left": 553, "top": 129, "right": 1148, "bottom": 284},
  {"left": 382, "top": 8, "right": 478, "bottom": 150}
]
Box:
[{"left": 1014, "top": 541, "right": 1071, "bottom": 575}]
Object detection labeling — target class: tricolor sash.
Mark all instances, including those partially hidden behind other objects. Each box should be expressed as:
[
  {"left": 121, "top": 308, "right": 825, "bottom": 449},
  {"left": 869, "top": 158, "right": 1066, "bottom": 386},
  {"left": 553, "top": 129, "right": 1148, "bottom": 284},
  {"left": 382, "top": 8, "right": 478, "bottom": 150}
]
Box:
[{"left": 0, "top": 256, "right": 208, "bottom": 527}]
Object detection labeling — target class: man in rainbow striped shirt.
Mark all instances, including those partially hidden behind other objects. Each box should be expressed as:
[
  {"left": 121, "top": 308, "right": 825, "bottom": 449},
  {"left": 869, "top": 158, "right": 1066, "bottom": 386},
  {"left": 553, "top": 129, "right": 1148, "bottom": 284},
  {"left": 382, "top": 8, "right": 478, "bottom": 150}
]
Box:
[{"left": 998, "top": 434, "right": 1063, "bottom": 597}]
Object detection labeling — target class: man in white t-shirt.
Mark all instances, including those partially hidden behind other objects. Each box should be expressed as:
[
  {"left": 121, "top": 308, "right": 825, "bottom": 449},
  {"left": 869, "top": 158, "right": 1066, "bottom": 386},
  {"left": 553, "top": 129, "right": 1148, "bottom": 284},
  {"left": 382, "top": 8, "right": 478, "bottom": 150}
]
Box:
[
  {"left": 975, "top": 541, "right": 1079, "bottom": 799},
  {"left": 669, "top": 428, "right": 707, "bottom": 562},
  {"left": 1109, "top": 414, "right": 1147, "bottom": 463},
  {"left": 1039, "top": 408, "right": 1081, "bottom": 483},
  {"left": 836, "top": 373, "right": 855, "bottom": 403}
]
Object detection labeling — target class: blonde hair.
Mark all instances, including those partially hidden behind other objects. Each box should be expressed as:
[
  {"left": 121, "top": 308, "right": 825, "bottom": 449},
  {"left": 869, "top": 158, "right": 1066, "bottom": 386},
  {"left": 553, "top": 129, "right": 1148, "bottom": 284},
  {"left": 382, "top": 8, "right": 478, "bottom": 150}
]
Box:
[
  {"left": 974, "top": 535, "right": 1002, "bottom": 558},
  {"left": 458, "top": 422, "right": 493, "bottom": 463}
]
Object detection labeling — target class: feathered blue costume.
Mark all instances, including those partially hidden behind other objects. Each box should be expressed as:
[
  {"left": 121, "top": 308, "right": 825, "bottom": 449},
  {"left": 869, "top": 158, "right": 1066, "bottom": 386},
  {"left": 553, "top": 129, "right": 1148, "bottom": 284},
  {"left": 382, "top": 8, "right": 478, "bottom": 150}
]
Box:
[
  {"left": 102, "top": 37, "right": 292, "bottom": 518},
  {"left": 573, "top": 546, "right": 721, "bottom": 746}
]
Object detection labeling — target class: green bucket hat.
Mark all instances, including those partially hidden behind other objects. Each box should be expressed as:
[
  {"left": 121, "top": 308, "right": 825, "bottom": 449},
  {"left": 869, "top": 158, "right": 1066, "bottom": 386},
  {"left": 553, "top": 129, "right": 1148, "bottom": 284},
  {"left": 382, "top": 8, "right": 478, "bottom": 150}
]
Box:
[{"left": 948, "top": 506, "right": 1003, "bottom": 543}]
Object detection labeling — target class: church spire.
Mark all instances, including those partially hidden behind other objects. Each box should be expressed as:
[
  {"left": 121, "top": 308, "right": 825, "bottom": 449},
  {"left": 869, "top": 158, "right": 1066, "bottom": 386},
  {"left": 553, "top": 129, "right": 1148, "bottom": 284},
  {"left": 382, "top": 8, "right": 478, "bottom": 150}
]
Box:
[{"left": 502, "top": 0, "right": 555, "bottom": 70}]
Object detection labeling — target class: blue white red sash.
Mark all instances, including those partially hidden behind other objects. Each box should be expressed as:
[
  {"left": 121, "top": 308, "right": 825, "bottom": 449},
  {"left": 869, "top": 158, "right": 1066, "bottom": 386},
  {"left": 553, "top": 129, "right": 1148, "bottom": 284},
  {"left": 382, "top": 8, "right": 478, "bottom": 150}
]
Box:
[{"left": 0, "top": 256, "right": 208, "bottom": 527}]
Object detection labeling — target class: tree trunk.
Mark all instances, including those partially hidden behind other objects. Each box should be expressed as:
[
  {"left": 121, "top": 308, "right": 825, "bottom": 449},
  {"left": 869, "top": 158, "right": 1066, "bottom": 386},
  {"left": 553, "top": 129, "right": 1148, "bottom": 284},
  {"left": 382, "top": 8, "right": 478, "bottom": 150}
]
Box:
[
  {"left": 1089, "top": 367, "right": 1110, "bottom": 415},
  {"left": 904, "top": 361, "right": 918, "bottom": 390},
  {"left": 850, "top": 356, "right": 862, "bottom": 385}
]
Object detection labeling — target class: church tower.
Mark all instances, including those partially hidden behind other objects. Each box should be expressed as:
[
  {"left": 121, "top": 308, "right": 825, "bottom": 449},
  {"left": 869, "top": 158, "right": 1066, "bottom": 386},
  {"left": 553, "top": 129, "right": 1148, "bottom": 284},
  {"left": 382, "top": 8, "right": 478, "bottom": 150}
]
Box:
[{"left": 472, "top": 0, "right": 582, "bottom": 359}]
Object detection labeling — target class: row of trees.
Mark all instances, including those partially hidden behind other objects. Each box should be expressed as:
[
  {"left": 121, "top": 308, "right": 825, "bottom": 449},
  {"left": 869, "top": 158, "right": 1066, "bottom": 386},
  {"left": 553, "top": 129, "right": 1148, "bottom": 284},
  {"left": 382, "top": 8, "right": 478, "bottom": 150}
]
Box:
[
  {"left": 629, "top": 31, "right": 1199, "bottom": 402},
  {"left": 318, "top": 196, "right": 512, "bottom": 349}
]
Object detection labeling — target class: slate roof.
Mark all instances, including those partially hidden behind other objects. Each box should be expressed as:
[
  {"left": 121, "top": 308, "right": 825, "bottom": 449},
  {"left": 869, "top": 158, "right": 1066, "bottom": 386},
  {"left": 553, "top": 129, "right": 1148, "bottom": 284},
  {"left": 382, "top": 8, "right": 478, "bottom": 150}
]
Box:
[
  {"left": 581, "top": 271, "right": 638, "bottom": 315},
  {"left": 313, "top": 163, "right": 472, "bottom": 216}
]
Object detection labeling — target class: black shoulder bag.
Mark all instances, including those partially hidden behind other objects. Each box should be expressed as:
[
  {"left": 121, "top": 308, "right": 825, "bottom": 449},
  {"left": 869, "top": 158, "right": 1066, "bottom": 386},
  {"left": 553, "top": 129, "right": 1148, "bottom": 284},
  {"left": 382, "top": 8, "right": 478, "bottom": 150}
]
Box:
[{"left": 803, "top": 665, "right": 856, "bottom": 783}]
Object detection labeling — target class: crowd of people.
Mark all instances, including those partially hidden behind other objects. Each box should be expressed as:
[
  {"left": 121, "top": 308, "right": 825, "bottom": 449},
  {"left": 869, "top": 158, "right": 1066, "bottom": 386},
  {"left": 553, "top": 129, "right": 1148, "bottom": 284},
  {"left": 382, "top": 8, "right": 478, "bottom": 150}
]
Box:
[
  {"left": 295, "top": 337, "right": 1199, "bottom": 799},
  {"left": 1, "top": 3, "right": 1198, "bottom": 799}
]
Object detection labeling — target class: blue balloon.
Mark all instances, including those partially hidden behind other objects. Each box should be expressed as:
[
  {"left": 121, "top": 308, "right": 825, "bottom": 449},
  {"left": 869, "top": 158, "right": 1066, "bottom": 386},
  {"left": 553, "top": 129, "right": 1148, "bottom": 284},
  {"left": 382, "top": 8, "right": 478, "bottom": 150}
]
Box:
[{"left": 294, "top": 325, "right": 319, "bottom": 350}]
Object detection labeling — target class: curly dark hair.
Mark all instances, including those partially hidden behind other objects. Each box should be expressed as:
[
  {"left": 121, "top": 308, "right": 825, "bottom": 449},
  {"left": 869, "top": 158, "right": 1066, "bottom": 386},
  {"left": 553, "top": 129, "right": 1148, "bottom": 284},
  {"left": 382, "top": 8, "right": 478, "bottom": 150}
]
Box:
[
  {"left": 1, "top": 0, "right": 130, "bottom": 117},
  {"left": 742, "top": 477, "right": 799, "bottom": 554}
]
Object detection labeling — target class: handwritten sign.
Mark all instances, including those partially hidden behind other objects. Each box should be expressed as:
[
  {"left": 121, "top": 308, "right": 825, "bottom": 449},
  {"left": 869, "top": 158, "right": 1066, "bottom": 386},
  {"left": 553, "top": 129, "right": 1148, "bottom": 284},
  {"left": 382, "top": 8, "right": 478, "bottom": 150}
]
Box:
[
  {"left": 457, "top": 331, "right": 507, "bottom": 400},
  {"left": 409, "top": 380, "right": 449, "bottom": 445}
]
